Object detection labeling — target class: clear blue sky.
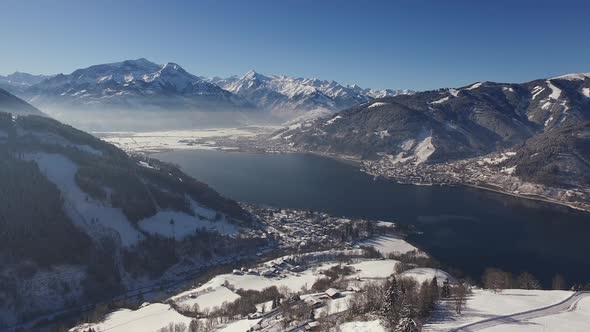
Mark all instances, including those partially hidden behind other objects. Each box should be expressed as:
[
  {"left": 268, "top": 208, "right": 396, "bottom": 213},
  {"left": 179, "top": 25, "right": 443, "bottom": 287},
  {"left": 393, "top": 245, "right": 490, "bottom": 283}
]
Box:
[{"left": 1, "top": 0, "right": 589, "bottom": 91}]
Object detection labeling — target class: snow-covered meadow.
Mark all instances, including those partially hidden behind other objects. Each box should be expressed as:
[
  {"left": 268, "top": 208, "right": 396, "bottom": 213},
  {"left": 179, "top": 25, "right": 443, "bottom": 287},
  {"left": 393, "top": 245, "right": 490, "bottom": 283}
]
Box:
[{"left": 99, "top": 126, "right": 278, "bottom": 153}]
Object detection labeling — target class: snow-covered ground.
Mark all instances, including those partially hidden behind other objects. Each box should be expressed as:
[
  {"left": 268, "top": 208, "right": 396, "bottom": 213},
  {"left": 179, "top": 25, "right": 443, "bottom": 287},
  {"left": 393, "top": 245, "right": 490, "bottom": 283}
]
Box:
[
  {"left": 481, "top": 295, "right": 590, "bottom": 332},
  {"left": 339, "top": 319, "right": 386, "bottom": 332},
  {"left": 400, "top": 268, "right": 456, "bottom": 286},
  {"left": 99, "top": 126, "right": 278, "bottom": 153},
  {"left": 70, "top": 303, "right": 193, "bottom": 332},
  {"left": 138, "top": 198, "right": 239, "bottom": 239},
  {"left": 24, "top": 152, "right": 143, "bottom": 246},
  {"left": 424, "top": 289, "right": 573, "bottom": 331},
  {"left": 357, "top": 235, "right": 422, "bottom": 256}
]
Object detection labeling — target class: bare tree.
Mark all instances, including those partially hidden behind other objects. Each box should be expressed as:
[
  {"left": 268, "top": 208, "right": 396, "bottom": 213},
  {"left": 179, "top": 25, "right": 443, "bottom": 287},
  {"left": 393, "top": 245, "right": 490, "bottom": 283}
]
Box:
[
  {"left": 188, "top": 319, "right": 201, "bottom": 332},
  {"left": 452, "top": 284, "right": 467, "bottom": 315},
  {"left": 552, "top": 274, "right": 566, "bottom": 290},
  {"left": 516, "top": 272, "right": 541, "bottom": 290},
  {"left": 483, "top": 268, "right": 512, "bottom": 292}
]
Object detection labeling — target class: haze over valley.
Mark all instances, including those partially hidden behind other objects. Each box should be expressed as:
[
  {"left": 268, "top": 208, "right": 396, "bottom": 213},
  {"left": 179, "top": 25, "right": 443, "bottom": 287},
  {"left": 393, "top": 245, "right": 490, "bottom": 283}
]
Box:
[{"left": 1, "top": 1, "right": 590, "bottom": 332}]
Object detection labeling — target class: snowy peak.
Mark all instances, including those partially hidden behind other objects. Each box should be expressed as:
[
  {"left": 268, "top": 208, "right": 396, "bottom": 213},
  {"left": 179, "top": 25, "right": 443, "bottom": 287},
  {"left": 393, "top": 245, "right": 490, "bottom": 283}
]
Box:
[
  {"left": 0, "top": 71, "right": 54, "bottom": 95},
  {"left": 210, "top": 70, "right": 413, "bottom": 115},
  {"left": 23, "top": 59, "right": 251, "bottom": 111},
  {"left": 551, "top": 72, "right": 590, "bottom": 81}
]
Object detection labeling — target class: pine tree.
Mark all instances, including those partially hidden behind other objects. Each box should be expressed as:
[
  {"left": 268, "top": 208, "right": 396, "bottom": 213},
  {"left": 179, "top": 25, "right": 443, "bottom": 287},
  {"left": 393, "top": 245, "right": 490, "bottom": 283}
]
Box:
[
  {"left": 381, "top": 276, "right": 405, "bottom": 323},
  {"left": 430, "top": 276, "right": 439, "bottom": 302},
  {"left": 395, "top": 292, "right": 418, "bottom": 332},
  {"left": 441, "top": 278, "right": 451, "bottom": 298},
  {"left": 382, "top": 276, "right": 401, "bottom": 324},
  {"left": 418, "top": 280, "right": 432, "bottom": 318}
]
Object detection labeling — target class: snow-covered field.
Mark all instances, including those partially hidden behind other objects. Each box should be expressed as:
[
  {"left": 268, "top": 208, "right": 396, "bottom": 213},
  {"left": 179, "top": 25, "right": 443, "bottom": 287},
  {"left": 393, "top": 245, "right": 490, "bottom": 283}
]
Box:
[
  {"left": 400, "top": 268, "right": 456, "bottom": 286},
  {"left": 99, "top": 126, "right": 277, "bottom": 153},
  {"left": 70, "top": 303, "right": 193, "bottom": 332},
  {"left": 72, "top": 252, "right": 401, "bottom": 332},
  {"left": 138, "top": 198, "right": 239, "bottom": 239},
  {"left": 424, "top": 289, "right": 574, "bottom": 331},
  {"left": 339, "top": 319, "right": 386, "bottom": 332},
  {"left": 357, "top": 235, "right": 422, "bottom": 256},
  {"left": 482, "top": 296, "right": 590, "bottom": 332}
]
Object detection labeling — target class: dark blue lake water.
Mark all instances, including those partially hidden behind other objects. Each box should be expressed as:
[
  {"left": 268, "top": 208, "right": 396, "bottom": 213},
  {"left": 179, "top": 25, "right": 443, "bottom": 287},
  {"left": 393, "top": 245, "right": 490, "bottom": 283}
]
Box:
[{"left": 155, "top": 150, "right": 590, "bottom": 287}]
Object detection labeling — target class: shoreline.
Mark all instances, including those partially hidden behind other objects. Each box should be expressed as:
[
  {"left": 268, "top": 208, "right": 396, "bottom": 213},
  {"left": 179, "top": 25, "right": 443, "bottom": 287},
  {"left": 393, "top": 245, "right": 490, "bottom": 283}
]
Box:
[
  {"left": 361, "top": 168, "right": 590, "bottom": 214},
  {"left": 143, "top": 145, "right": 589, "bottom": 214}
]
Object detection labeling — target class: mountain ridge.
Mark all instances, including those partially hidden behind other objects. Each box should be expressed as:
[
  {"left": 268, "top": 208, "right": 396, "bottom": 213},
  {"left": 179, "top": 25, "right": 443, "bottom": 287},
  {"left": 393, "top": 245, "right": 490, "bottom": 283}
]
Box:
[{"left": 270, "top": 73, "right": 590, "bottom": 200}]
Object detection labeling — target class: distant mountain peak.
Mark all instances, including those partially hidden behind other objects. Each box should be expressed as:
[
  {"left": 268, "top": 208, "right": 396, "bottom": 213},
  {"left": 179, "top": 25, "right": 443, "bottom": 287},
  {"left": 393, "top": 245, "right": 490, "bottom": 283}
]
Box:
[{"left": 552, "top": 72, "right": 590, "bottom": 81}]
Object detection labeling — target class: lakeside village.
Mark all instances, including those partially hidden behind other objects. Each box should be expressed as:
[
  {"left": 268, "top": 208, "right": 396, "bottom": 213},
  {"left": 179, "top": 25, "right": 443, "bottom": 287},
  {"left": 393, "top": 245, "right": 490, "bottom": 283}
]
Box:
[
  {"left": 70, "top": 202, "right": 590, "bottom": 332},
  {"left": 70, "top": 205, "right": 453, "bottom": 332},
  {"left": 362, "top": 151, "right": 590, "bottom": 212}
]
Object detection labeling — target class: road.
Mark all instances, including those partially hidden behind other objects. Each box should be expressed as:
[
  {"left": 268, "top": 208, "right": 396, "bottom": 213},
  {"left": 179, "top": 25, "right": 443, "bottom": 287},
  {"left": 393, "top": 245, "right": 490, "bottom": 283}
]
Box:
[{"left": 451, "top": 291, "right": 590, "bottom": 332}]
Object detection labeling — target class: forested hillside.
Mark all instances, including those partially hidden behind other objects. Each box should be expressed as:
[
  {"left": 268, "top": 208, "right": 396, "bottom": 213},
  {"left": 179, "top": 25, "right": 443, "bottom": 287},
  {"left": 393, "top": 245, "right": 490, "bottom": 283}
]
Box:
[{"left": 0, "top": 106, "right": 260, "bottom": 328}]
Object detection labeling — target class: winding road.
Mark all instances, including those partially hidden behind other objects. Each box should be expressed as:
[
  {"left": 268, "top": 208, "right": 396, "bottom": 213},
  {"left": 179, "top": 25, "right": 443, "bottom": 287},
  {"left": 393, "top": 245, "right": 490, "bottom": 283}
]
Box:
[{"left": 451, "top": 291, "right": 590, "bottom": 332}]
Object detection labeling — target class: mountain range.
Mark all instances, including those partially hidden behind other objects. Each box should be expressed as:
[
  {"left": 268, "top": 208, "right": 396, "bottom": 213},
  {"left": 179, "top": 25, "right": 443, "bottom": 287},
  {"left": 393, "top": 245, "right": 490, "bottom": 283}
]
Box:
[
  {"left": 0, "top": 72, "right": 54, "bottom": 95},
  {"left": 3, "top": 59, "right": 411, "bottom": 118},
  {"left": 274, "top": 73, "right": 590, "bottom": 189},
  {"left": 206, "top": 70, "right": 412, "bottom": 116}
]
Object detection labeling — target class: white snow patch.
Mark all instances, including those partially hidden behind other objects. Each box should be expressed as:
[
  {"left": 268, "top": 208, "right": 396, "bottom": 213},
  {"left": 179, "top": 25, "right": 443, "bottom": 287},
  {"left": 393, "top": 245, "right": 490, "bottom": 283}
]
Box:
[
  {"left": 414, "top": 135, "right": 435, "bottom": 164},
  {"left": 531, "top": 86, "right": 545, "bottom": 100},
  {"left": 546, "top": 80, "right": 562, "bottom": 99},
  {"left": 325, "top": 115, "right": 342, "bottom": 125},
  {"left": 544, "top": 115, "right": 554, "bottom": 127},
  {"left": 357, "top": 235, "right": 421, "bottom": 256},
  {"left": 449, "top": 88, "right": 460, "bottom": 97},
  {"left": 70, "top": 303, "right": 192, "bottom": 332},
  {"left": 175, "top": 286, "right": 240, "bottom": 312},
  {"left": 481, "top": 296, "right": 590, "bottom": 332},
  {"left": 138, "top": 199, "right": 238, "bottom": 240},
  {"left": 552, "top": 72, "right": 590, "bottom": 81},
  {"left": 340, "top": 320, "right": 385, "bottom": 332},
  {"left": 138, "top": 160, "right": 155, "bottom": 169},
  {"left": 368, "top": 102, "right": 389, "bottom": 108},
  {"left": 582, "top": 87, "right": 590, "bottom": 98},
  {"left": 431, "top": 96, "right": 450, "bottom": 104},
  {"left": 423, "top": 289, "right": 574, "bottom": 332},
  {"left": 400, "top": 268, "right": 455, "bottom": 286},
  {"left": 501, "top": 166, "right": 516, "bottom": 175},
  {"left": 466, "top": 82, "right": 482, "bottom": 90},
  {"left": 23, "top": 153, "right": 142, "bottom": 246},
  {"left": 401, "top": 139, "right": 415, "bottom": 151},
  {"left": 216, "top": 318, "right": 263, "bottom": 332}
]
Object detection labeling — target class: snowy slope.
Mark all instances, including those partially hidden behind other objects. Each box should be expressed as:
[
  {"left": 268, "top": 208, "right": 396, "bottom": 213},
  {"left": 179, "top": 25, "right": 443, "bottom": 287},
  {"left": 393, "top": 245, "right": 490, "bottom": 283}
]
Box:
[{"left": 423, "top": 289, "right": 574, "bottom": 331}]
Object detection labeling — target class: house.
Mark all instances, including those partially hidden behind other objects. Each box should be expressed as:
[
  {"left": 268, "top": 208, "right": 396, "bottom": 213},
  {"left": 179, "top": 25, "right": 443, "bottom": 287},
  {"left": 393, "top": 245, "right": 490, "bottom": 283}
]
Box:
[
  {"left": 324, "top": 288, "right": 341, "bottom": 299},
  {"left": 261, "top": 269, "right": 275, "bottom": 277},
  {"left": 304, "top": 297, "right": 324, "bottom": 308},
  {"left": 305, "top": 321, "right": 320, "bottom": 331}
]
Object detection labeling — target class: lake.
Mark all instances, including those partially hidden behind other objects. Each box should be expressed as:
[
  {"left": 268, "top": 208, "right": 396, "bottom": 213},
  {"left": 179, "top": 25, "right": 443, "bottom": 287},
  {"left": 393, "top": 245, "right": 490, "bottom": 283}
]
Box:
[{"left": 155, "top": 149, "right": 590, "bottom": 287}]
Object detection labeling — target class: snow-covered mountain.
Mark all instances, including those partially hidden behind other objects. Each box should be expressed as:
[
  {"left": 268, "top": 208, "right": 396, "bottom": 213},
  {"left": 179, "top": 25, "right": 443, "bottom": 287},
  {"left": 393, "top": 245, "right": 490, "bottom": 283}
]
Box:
[
  {"left": 206, "top": 70, "right": 413, "bottom": 116},
  {"left": 276, "top": 72, "right": 590, "bottom": 167},
  {"left": 22, "top": 59, "right": 253, "bottom": 112},
  {"left": 0, "top": 72, "right": 54, "bottom": 94}
]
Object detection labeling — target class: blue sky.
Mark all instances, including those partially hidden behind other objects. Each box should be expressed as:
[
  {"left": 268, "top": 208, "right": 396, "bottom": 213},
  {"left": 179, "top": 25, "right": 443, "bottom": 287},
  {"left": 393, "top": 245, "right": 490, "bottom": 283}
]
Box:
[{"left": 1, "top": 0, "right": 589, "bottom": 90}]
